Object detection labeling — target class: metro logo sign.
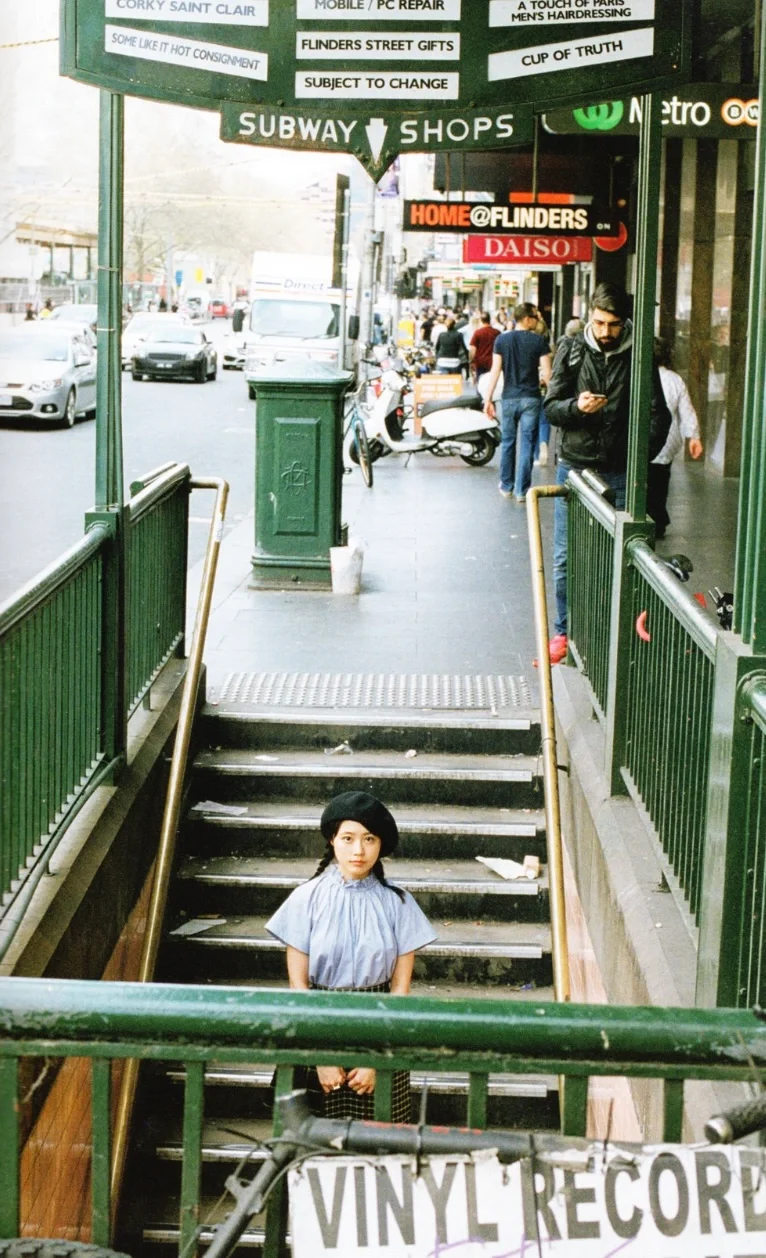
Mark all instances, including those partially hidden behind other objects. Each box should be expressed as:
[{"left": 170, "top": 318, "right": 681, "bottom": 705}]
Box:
[{"left": 464, "top": 234, "right": 593, "bottom": 264}]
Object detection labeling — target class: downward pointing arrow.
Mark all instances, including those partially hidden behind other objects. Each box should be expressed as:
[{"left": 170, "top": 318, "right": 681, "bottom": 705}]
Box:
[{"left": 365, "top": 117, "right": 388, "bottom": 163}]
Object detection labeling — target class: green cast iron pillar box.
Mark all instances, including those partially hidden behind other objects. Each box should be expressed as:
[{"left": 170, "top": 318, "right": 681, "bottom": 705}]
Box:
[{"left": 249, "top": 362, "right": 353, "bottom": 588}]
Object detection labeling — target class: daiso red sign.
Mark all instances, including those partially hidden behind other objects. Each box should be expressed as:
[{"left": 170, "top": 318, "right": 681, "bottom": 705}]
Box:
[{"left": 463, "top": 234, "right": 593, "bottom": 265}]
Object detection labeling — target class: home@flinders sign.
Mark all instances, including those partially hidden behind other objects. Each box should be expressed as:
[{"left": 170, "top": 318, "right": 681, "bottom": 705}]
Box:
[{"left": 61, "top": 0, "right": 692, "bottom": 178}]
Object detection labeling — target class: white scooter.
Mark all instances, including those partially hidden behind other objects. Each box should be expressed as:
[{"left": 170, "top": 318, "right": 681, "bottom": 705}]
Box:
[{"left": 354, "top": 364, "right": 499, "bottom": 467}]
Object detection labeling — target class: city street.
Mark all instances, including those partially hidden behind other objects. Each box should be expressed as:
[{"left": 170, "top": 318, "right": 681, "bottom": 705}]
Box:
[{"left": 0, "top": 323, "right": 254, "bottom": 605}]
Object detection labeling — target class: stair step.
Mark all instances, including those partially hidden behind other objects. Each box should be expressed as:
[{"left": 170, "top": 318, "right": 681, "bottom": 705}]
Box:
[
  {"left": 185, "top": 800, "right": 546, "bottom": 862},
  {"left": 166, "top": 1064, "right": 557, "bottom": 1101},
  {"left": 188, "top": 976, "right": 555, "bottom": 1001},
  {"left": 192, "top": 748, "right": 542, "bottom": 807},
  {"left": 163, "top": 916, "right": 552, "bottom": 987},
  {"left": 202, "top": 707, "right": 540, "bottom": 756},
  {"left": 175, "top": 856, "right": 548, "bottom": 923}
]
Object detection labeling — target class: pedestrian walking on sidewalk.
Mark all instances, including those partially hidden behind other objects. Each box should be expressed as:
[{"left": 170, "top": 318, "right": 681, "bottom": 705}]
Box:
[
  {"left": 265, "top": 791, "right": 436, "bottom": 1121},
  {"left": 649, "top": 337, "right": 704, "bottom": 539},
  {"left": 544, "top": 284, "right": 671, "bottom": 665},
  {"left": 483, "top": 302, "right": 552, "bottom": 504}
]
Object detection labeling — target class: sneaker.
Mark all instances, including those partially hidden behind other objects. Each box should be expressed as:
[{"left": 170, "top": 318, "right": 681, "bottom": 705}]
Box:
[
  {"left": 535, "top": 442, "right": 549, "bottom": 468},
  {"left": 515, "top": 494, "right": 526, "bottom": 505},
  {"left": 548, "top": 634, "right": 568, "bottom": 665},
  {"left": 498, "top": 485, "right": 512, "bottom": 499}
]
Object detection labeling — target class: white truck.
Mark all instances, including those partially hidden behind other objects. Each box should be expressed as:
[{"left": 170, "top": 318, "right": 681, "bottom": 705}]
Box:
[{"left": 243, "top": 251, "right": 359, "bottom": 396}]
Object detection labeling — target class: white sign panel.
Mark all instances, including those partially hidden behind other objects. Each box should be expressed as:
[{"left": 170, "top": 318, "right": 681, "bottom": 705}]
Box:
[
  {"left": 296, "top": 0, "right": 462, "bottom": 20},
  {"left": 490, "top": 0, "right": 655, "bottom": 25},
  {"left": 295, "top": 32, "right": 460, "bottom": 60},
  {"left": 105, "top": 24, "right": 268, "bottom": 78},
  {"left": 104, "top": 0, "right": 268, "bottom": 25},
  {"left": 488, "top": 26, "right": 654, "bottom": 81},
  {"left": 289, "top": 1147, "right": 766, "bottom": 1258},
  {"left": 295, "top": 70, "right": 459, "bottom": 100}
]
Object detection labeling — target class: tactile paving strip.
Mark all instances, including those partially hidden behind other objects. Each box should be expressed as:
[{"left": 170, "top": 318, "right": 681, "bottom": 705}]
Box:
[{"left": 216, "top": 672, "right": 532, "bottom": 711}]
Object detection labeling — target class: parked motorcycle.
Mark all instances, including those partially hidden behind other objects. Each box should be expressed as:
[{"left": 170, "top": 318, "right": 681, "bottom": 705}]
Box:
[{"left": 351, "top": 369, "right": 499, "bottom": 467}]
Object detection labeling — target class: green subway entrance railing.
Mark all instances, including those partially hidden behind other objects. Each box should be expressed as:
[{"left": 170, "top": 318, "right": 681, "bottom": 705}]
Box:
[
  {"left": 0, "top": 463, "right": 192, "bottom": 939},
  {"left": 622, "top": 539, "right": 717, "bottom": 927},
  {"left": 567, "top": 476, "right": 617, "bottom": 720},
  {"left": 0, "top": 978, "right": 763, "bottom": 1252}
]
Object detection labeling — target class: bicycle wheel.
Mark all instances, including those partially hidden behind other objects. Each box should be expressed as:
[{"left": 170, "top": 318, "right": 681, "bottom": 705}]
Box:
[{"left": 352, "top": 417, "right": 374, "bottom": 488}]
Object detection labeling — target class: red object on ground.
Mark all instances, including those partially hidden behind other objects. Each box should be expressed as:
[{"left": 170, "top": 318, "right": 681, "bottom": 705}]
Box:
[
  {"left": 548, "top": 634, "right": 568, "bottom": 665},
  {"left": 693, "top": 592, "right": 707, "bottom": 608}
]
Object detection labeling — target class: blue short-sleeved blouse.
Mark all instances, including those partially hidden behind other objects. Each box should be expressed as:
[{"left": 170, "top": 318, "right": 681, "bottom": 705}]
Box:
[{"left": 265, "top": 863, "right": 437, "bottom": 990}]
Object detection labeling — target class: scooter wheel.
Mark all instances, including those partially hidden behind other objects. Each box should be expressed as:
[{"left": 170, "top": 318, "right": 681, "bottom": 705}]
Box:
[
  {"left": 460, "top": 434, "right": 497, "bottom": 467},
  {"left": 368, "top": 439, "right": 386, "bottom": 463}
]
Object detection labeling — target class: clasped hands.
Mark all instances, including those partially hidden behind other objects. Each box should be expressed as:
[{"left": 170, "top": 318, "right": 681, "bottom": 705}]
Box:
[{"left": 316, "top": 1065, "right": 376, "bottom": 1095}]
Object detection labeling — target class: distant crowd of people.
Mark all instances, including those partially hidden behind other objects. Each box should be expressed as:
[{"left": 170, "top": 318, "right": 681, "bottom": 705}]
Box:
[{"left": 409, "top": 289, "right": 703, "bottom": 666}]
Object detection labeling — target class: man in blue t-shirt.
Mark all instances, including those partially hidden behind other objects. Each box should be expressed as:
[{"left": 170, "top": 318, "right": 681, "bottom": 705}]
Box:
[{"left": 483, "top": 303, "right": 552, "bottom": 502}]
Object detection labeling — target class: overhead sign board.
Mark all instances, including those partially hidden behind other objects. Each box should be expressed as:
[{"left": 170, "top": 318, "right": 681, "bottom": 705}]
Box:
[
  {"left": 404, "top": 200, "right": 620, "bottom": 236},
  {"left": 290, "top": 1146, "right": 766, "bottom": 1258},
  {"left": 220, "top": 103, "right": 533, "bottom": 180},
  {"left": 543, "top": 83, "right": 759, "bottom": 137},
  {"left": 62, "top": 1, "right": 691, "bottom": 115},
  {"left": 463, "top": 234, "right": 594, "bottom": 264}
]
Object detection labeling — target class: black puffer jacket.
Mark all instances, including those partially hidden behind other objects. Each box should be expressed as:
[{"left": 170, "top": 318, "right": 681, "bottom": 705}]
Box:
[{"left": 544, "top": 321, "right": 671, "bottom": 471}]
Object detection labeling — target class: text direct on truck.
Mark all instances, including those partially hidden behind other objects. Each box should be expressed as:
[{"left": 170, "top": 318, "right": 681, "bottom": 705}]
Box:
[{"left": 244, "top": 252, "right": 359, "bottom": 389}]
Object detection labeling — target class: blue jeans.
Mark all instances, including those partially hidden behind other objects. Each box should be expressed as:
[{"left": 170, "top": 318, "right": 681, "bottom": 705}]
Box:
[
  {"left": 553, "top": 461, "right": 627, "bottom": 638},
  {"left": 536, "top": 411, "right": 550, "bottom": 455},
  {"left": 499, "top": 396, "right": 541, "bottom": 497}
]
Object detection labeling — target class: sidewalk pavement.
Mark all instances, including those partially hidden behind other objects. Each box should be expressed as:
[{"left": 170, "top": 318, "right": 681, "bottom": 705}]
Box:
[{"left": 190, "top": 452, "right": 739, "bottom": 698}]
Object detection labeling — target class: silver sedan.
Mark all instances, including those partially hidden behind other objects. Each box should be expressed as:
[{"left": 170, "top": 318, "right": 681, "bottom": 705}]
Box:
[{"left": 0, "top": 327, "right": 97, "bottom": 427}]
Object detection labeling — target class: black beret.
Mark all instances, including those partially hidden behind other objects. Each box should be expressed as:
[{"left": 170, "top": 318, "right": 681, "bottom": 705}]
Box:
[{"left": 320, "top": 791, "right": 399, "bottom": 857}]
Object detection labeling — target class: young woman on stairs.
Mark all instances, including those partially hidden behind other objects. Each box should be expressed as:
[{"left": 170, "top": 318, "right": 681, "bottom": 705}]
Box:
[{"left": 265, "top": 791, "right": 436, "bottom": 1121}]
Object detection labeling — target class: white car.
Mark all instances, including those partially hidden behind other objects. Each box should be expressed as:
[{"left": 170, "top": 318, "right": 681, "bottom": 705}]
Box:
[
  {"left": 0, "top": 326, "right": 97, "bottom": 427},
  {"left": 121, "top": 312, "right": 189, "bottom": 368}
]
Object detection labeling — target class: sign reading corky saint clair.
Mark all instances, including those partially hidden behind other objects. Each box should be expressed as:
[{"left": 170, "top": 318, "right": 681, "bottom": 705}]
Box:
[{"left": 61, "top": 0, "right": 691, "bottom": 175}]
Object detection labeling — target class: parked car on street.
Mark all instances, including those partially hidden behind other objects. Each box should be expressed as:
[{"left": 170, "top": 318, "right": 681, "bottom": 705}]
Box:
[
  {"left": 210, "top": 297, "right": 229, "bottom": 319},
  {"left": 131, "top": 326, "right": 217, "bottom": 382},
  {"left": 221, "top": 331, "right": 246, "bottom": 370},
  {"left": 49, "top": 303, "right": 98, "bottom": 330},
  {"left": 121, "top": 312, "right": 188, "bottom": 368},
  {"left": 0, "top": 326, "right": 97, "bottom": 426}
]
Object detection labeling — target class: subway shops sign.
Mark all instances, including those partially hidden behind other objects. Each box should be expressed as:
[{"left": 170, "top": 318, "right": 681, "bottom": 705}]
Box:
[
  {"left": 61, "top": 0, "right": 692, "bottom": 177},
  {"left": 289, "top": 1145, "right": 766, "bottom": 1257}
]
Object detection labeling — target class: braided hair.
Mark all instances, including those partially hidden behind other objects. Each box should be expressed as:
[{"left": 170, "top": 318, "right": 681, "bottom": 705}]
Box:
[{"left": 311, "top": 826, "right": 405, "bottom": 902}]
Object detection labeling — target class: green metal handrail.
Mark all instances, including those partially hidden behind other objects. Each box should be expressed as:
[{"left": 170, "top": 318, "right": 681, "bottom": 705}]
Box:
[
  {"left": 2, "top": 977, "right": 765, "bottom": 1250},
  {"left": 567, "top": 479, "right": 617, "bottom": 717},
  {"left": 0, "top": 465, "right": 192, "bottom": 934},
  {"left": 627, "top": 538, "right": 718, "bottom": 661},
  {"left": 126, "top": 464, "right": 191, "bottom": 713}
]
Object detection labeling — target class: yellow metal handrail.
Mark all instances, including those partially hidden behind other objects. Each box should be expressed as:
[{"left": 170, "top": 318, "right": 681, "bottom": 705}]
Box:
[
  {"left": 110, "top": 475, "right": 229, "bottom": 1227},
  {"left": 526, "top": 486, "right": 570, "bottom": 1003}
]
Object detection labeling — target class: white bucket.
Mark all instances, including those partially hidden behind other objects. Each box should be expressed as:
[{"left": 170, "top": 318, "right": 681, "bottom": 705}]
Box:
[{"left": 330, "top": 544, "right": 364, "bottom": 595}]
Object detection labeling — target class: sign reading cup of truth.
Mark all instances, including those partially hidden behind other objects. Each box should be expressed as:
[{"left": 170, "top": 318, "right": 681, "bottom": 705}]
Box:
[
  {"left": 289, "top": 1146, "right": 766, "bottom": 1258},
  {"left": 61, "top": 0, "right": 691, "bottom": 177}
]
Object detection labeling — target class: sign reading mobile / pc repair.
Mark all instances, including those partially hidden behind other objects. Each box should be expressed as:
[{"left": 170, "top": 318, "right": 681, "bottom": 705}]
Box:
[
  {"left": 62, "top": 1, "right": 691, "bottom": 133},
  {"left": 289, "top": 1147, "right": 766, "bottom": 1258}
]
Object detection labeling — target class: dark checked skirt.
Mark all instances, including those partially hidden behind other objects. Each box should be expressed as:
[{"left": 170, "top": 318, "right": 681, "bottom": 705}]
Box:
[{"left": 302, "top": 981, "right": 412, "bottom": 1123}]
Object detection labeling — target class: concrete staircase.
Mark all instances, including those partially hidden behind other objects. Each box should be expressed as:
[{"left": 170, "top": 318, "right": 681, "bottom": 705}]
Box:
[{"left": 123, "top": 698, "right": 558, "bottom": 1255}]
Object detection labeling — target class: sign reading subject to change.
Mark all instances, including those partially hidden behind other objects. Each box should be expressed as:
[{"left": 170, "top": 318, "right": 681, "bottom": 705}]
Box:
[
  {"left": 62, "top": 0, "right": 691, "bottom": 119},
  {"left": 221, "top": 103, "right": 533, "bottom": 180}
]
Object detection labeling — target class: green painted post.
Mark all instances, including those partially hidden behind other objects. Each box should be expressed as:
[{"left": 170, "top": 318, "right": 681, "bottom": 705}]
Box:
[
  {"left": 179, "top": 1060, "right": 205, "bottom": 1258},
  {"left": 88, "top": 89, "right": 127, "bottom": 765},
  {"left": 0, "top": 1058, "right": 19, "bottom": 1238},
  {"left": 604, "top": 93, "right": 661, "bottom": 789},
  {"left": 467, "top": 1073, "right": 489, "bottom": 1129},
  {"left": 626, "top": 92, "right": 662, "bottom": 520},
  {"left": 91, "top": 1057, "right": 112, "bottom": 1245},
  {"left": 662, "top": 1079, "right": 684, "bottom": 1142},
  {"left": 735, "top": 0, "right": 766, "bottom": 648}
]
